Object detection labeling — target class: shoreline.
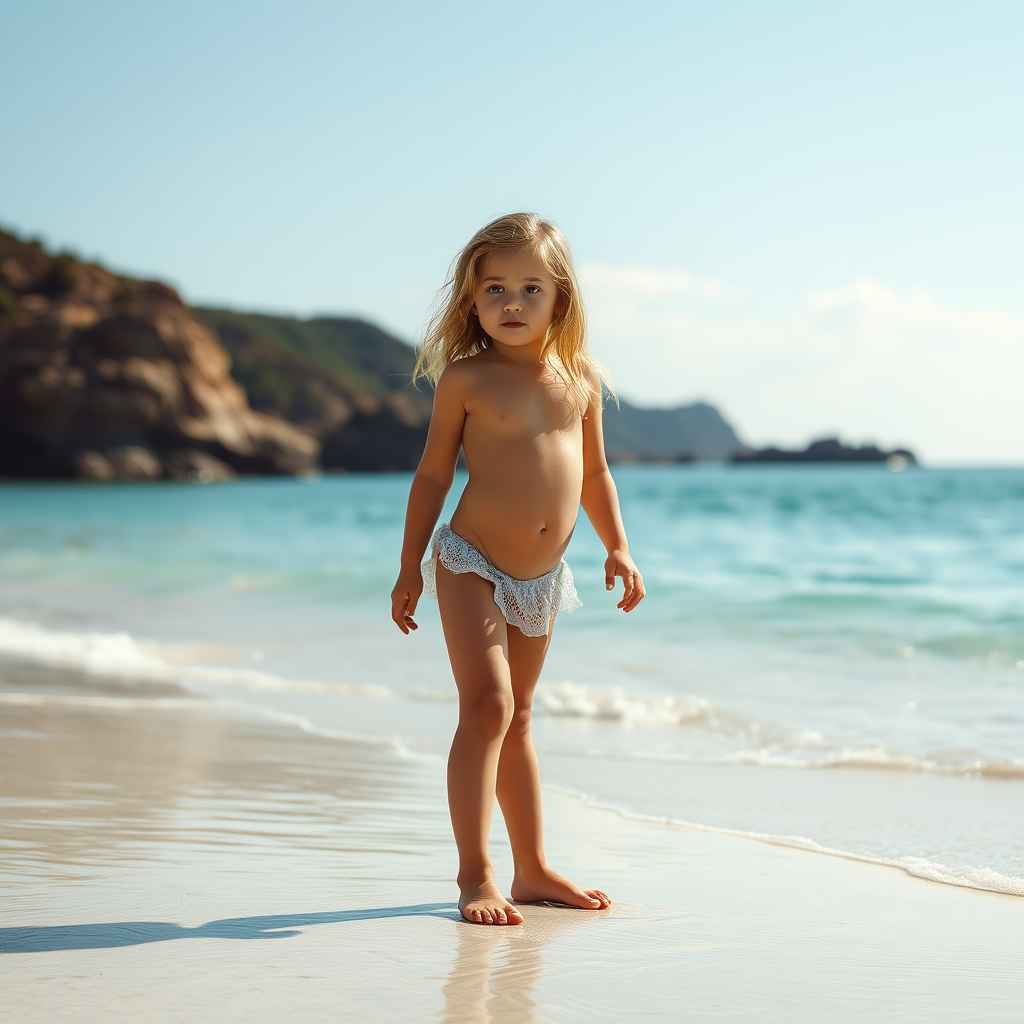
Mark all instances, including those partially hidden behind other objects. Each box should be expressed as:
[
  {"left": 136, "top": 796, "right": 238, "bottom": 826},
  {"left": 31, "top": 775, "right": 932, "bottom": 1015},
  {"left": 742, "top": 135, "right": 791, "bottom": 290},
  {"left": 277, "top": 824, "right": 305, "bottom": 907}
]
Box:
[
  {"left": 549, "top": 784, "right": 1024, "bottom": 899},
  {"left": 3, "top": 634, "right": 1024, "bottom": 901},
  {"left": 3, "top": 661, "right": 1023, "bottom": 1022}
]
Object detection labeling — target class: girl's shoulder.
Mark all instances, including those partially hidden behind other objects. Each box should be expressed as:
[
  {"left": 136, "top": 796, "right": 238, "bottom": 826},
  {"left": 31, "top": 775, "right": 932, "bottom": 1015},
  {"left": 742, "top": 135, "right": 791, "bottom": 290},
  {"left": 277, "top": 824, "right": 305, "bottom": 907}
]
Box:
[
  {"left": 435, "top": 355, "right": 469, "bottom": 380},
  {"left": 437, "top": 349, "right": 495, "bottom": 385},
  {"left": 432, "top": 352, "right": 491, "bottom": 406},
  {"left": 579, "top": 364, "right": 604, "bottom": 407}
]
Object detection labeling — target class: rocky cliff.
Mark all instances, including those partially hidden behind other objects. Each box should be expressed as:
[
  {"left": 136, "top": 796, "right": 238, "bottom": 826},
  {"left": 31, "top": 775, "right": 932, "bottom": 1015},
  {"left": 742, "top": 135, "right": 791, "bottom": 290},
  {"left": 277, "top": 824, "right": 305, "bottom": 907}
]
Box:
[
  {"left": 0, "top": 231, "right": 318, "bottom": 480},
  {"left": 195, "top": 308, "right": 431, "bottom": 472},
  {"left": 4, "top": 229, "right": 910, "bottom": 480}
]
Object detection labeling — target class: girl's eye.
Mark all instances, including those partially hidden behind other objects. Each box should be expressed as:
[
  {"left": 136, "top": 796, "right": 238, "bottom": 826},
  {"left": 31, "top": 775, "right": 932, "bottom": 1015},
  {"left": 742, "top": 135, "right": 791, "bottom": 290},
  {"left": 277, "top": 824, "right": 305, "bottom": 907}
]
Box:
[
  {"left": 486, "top": 285, "right": 504, "bottom": 294},
  {"left": 524, "top": 286, "right": 540, "bottom": 294}
]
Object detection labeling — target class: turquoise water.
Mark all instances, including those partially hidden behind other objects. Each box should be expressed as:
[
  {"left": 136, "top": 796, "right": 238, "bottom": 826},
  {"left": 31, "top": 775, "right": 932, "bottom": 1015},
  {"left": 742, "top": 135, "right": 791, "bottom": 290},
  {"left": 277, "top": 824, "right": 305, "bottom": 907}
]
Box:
[{"left": 1, "top": 467, "right": 1022, "bottom": 894}]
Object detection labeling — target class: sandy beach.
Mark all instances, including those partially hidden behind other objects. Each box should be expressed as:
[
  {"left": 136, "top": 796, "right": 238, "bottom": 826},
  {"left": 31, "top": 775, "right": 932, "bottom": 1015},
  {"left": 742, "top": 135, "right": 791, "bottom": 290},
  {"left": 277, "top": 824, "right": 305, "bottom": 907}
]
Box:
[{"left": 2, "top": 659, "right": 1021, "bottom": 1023}]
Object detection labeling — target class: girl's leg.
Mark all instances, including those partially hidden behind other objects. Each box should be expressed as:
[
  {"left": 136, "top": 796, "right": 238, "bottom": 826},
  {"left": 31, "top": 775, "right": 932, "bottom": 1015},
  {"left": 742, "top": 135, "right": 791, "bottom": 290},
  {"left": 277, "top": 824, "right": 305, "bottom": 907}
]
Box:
[
  {"left": 435, "top": 562, "right": 523, "bottom": 926},
  {"left": 499, "top": 624, "right": 611, "bottom": 909}
]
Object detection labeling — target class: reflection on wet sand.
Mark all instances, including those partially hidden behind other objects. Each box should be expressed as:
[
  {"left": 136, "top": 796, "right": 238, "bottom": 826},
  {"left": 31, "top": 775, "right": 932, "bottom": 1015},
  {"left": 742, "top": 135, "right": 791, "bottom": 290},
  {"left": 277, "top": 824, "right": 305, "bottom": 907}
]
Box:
[
  {"left": 441, "top": 905, "right": 609, "bottom": 1024},
  {"left": 1, "top": 658, "right": 617, "bottom": 1023},
  {"left": 0, "top": 659, "right": 447, "bottom": 879}
]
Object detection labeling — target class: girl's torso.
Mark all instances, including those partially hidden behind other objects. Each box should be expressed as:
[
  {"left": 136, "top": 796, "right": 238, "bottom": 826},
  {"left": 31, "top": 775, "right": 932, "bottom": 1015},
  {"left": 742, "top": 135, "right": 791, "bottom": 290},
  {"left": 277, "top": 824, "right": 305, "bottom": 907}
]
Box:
[{"left": 449, "top": 353, "right": 586, "bottom": 580}]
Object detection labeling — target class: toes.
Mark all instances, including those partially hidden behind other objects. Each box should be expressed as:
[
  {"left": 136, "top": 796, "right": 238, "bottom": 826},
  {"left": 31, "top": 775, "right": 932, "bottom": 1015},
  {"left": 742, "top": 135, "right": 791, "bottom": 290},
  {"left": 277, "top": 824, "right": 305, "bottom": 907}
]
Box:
[{"left": 462, "top": 897, "right": 524, "bottom": 926}]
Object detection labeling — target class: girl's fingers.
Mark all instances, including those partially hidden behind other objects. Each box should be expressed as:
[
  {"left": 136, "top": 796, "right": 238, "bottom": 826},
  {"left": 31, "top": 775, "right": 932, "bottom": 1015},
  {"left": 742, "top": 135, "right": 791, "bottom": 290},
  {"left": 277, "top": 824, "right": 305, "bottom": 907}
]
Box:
[
  {"left": 391, "top": 593, "right": 417, "bottom": 633},
  {"left": 620, "top": 573, "right": 644, "bottom": 611},
  {"left": 404, "top": 592, "right": 420, "bottom": 630},
  {"left": 624, "top": 575, "right": 645, "bottom": 611},
  {"left": 606, "top": 565, "right": 645, "bottom": 610}
]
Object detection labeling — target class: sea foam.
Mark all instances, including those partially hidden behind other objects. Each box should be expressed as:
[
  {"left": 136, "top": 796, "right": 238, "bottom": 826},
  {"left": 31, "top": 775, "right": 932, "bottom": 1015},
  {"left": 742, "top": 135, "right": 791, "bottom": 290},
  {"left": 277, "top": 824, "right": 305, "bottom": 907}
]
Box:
[
  {"left": 3, "top": 616, "right": 1021, "bottom": 898},
  {"left": 3, "top": 617, "right": 1022, "bottom": 779},
  {"left": 0, "top": 617, "right": 395, "bottom": 699},
  {"left": 551, "top": 785, "right": 1024, "bottom": 899}
]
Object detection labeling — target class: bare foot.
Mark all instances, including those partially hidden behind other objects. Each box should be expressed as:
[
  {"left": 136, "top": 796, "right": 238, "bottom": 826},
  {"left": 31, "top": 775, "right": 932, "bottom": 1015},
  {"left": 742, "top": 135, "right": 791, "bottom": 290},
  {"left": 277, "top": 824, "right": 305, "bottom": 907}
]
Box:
[
  {"left": 459, "top": 878, "right": 524, "bottom": 925},
  {"left": 511, "top": 866, "right": 611, "bottom": 910}
]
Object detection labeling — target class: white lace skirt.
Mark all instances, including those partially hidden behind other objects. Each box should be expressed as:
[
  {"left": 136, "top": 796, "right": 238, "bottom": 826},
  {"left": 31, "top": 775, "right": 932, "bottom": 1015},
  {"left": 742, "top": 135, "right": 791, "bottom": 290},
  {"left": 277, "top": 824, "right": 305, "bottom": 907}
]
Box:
[{"left": 422, "top": 523, "right": 582, "bottom": 637}]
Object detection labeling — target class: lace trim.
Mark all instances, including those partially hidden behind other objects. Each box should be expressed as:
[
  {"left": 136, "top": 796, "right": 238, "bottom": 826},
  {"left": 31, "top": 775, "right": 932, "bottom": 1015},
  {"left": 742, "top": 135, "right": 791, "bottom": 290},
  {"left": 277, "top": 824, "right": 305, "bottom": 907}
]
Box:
[{"left": 422, "top": 523, "right": 581, "bottom": 637}]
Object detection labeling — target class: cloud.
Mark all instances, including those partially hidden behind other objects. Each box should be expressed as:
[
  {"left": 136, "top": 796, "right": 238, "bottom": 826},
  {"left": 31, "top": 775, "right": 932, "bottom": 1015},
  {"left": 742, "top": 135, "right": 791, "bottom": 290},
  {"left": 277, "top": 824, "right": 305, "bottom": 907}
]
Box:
[
  {"left": 581, "top": 263, "right": 739, "bottom": 300},
  {"left": 582, "top": 266, "right": 1024, "bottom": 464}
]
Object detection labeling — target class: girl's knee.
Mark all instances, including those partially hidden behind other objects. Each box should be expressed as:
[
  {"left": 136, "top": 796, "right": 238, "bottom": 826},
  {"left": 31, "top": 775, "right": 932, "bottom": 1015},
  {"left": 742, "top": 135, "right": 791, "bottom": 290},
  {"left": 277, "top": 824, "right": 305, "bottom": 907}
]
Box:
[
  {"left": 461, "top": 687, "right": 514, "bottom": 738},
  {"left": 505, "top": 703, "right": 533, "bottom": 742}
]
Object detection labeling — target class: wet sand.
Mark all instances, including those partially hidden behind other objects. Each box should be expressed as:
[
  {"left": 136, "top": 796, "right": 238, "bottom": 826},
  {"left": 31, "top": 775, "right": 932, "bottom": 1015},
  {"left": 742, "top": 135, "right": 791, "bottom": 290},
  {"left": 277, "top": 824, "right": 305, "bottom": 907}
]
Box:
[{"left": 2, "top": 660, "right": 1022, "bottom": 1022}]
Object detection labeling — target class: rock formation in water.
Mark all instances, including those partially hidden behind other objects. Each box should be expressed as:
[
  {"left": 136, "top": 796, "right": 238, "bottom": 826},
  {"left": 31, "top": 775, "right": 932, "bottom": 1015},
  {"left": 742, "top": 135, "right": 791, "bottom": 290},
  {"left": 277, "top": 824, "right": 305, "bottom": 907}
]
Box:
[
  {"left": 732, "top": 438, "right": 917, "bottom": 465},
  {"left": 0, "top": 230, "right": 318, "bottom": 480}
]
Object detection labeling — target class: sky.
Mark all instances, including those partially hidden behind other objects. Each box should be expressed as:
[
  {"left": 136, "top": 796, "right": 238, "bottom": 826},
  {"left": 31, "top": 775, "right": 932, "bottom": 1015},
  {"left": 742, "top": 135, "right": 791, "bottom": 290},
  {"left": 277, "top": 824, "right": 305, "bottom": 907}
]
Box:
[{"left": 2, "top": 0, "right": 1022, "bottom": 463}]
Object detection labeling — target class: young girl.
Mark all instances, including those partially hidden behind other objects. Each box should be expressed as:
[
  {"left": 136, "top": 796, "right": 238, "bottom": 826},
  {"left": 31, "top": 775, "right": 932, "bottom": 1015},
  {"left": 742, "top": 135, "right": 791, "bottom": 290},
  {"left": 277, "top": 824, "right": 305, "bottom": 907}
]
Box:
[{"left": 391, "top": 213, "right": 644, "bottom": 926}]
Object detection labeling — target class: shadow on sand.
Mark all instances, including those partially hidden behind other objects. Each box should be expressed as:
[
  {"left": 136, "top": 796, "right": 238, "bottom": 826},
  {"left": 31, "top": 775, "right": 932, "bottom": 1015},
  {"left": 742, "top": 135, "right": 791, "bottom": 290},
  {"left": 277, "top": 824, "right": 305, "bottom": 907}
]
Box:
[
  {"left": 4, "top": 902, "right": 612, "bottom": 1022},
  {"left": 0, "top": 903, "right": 462, "bottom": 953}
]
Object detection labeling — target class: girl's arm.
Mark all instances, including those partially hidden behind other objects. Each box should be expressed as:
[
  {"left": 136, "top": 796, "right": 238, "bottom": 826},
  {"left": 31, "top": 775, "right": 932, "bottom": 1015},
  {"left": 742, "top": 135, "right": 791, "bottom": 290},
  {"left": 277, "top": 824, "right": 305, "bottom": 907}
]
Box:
[
  {"left": 390, "top": 366, "right": 467, "bottom": 633},
  {"left": 580, "top": 381, "right": 645, "bottom": 613}
]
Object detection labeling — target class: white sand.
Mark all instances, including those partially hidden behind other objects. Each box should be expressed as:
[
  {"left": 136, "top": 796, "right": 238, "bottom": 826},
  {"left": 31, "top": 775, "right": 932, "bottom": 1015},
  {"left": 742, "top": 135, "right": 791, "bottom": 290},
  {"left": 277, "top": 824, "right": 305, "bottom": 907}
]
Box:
[{"left": 2, "top": 665, "right": 1022, "bottom": 1022}]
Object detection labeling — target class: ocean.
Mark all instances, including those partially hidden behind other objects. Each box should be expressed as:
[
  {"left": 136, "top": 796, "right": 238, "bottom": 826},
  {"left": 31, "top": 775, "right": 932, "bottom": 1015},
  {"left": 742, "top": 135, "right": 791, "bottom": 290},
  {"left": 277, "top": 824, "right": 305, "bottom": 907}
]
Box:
[{"left": 1, "top": 466, "right": 1021, "bottom": 897}]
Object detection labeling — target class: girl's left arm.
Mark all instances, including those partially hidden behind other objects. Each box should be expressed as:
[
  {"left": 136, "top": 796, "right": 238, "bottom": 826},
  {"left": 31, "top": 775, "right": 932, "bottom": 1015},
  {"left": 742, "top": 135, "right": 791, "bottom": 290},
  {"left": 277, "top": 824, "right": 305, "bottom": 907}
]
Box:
[{"left": 580, "top": 381, "right": 645, "bottom": 613}]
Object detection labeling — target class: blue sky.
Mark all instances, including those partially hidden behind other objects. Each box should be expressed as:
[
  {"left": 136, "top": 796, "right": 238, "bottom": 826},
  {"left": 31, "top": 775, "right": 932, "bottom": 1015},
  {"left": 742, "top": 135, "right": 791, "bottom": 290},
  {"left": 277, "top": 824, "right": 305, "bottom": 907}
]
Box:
[{"left": 3, "top": 0, "right": 1021, "bottom": 462}]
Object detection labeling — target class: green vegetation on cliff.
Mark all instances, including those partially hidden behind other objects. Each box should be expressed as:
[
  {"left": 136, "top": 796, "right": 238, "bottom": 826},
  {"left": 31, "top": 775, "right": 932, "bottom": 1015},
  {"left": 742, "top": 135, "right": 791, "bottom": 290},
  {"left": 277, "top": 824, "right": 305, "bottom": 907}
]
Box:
[{"left": 194, "top": 308, "right": 432, "bottom": 435}]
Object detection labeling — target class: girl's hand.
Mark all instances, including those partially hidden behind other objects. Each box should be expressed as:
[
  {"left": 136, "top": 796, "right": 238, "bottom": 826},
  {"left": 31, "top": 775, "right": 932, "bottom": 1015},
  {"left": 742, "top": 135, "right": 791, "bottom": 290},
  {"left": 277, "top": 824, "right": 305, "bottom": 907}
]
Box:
[
  {"left": 605, "top": 550, "right": 645, "bottom": 612},
  {"left": 391, "top": 571, "right": 423, "bottom": 634}
]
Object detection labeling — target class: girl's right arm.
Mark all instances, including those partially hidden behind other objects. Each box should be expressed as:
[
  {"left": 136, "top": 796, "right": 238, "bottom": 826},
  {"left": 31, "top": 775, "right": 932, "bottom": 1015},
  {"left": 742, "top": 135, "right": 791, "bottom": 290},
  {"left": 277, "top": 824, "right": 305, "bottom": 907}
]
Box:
[{"left": 390, "top": 365, "right": 468, "bottom": 633}]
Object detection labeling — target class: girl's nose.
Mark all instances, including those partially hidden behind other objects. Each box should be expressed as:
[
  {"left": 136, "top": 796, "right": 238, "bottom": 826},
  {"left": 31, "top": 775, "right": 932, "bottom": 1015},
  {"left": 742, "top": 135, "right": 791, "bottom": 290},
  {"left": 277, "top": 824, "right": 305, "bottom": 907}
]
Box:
[{"left": 504, "top": 299, "right": 522, "bottom": 312}]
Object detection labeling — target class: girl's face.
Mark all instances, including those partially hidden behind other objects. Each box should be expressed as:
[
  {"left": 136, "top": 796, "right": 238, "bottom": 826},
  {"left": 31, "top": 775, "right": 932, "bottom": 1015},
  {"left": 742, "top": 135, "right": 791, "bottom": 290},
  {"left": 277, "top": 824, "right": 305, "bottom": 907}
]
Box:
[{"left": 472, "top": 249, "right": 560, "bottom": 350}]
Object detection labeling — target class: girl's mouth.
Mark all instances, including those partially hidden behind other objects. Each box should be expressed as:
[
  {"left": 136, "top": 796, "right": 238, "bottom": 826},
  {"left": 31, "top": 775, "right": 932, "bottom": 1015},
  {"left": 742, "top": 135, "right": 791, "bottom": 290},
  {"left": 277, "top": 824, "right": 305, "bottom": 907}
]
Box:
[{"left": 501, "top": 321, "right": 526, "bottom": 328}]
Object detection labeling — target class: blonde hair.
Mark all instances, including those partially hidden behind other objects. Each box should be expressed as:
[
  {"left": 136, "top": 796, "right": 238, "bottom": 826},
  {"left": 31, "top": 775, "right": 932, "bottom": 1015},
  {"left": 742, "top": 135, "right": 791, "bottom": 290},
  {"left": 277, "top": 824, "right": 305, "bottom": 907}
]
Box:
[{"left": 413, "top": 212, "right": 613, "bottom": 411}]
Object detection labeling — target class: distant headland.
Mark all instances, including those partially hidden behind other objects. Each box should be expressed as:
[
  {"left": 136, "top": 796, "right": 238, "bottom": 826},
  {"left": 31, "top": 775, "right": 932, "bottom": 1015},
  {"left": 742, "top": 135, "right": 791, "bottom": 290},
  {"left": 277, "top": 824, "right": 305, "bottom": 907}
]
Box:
[
  {"left": 0, "top": 230, "right": 916, "bottom": 479},
  {"left": 732, "top": 438, "right": 916, "bottom": 468}
]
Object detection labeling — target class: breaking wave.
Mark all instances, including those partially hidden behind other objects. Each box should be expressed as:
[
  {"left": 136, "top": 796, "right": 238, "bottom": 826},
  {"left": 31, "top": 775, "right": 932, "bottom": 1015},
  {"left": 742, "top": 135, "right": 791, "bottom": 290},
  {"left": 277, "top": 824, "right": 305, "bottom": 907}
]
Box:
[
  {"left": 0, "top": 617, "right": 397, "bottom": 699},
  {"left": 534, "top": 681, "right": 712, "bottom": 727},
  {"left": 2, "top": 617, "right": 1022, "bottom": 779}
]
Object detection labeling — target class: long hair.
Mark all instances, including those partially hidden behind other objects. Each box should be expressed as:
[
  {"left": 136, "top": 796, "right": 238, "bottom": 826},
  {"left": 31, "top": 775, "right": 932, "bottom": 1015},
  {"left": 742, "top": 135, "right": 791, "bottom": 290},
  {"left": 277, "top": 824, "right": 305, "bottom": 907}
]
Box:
[{"left": 413, "top": 213, "right": 613, "bottom": 411}]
